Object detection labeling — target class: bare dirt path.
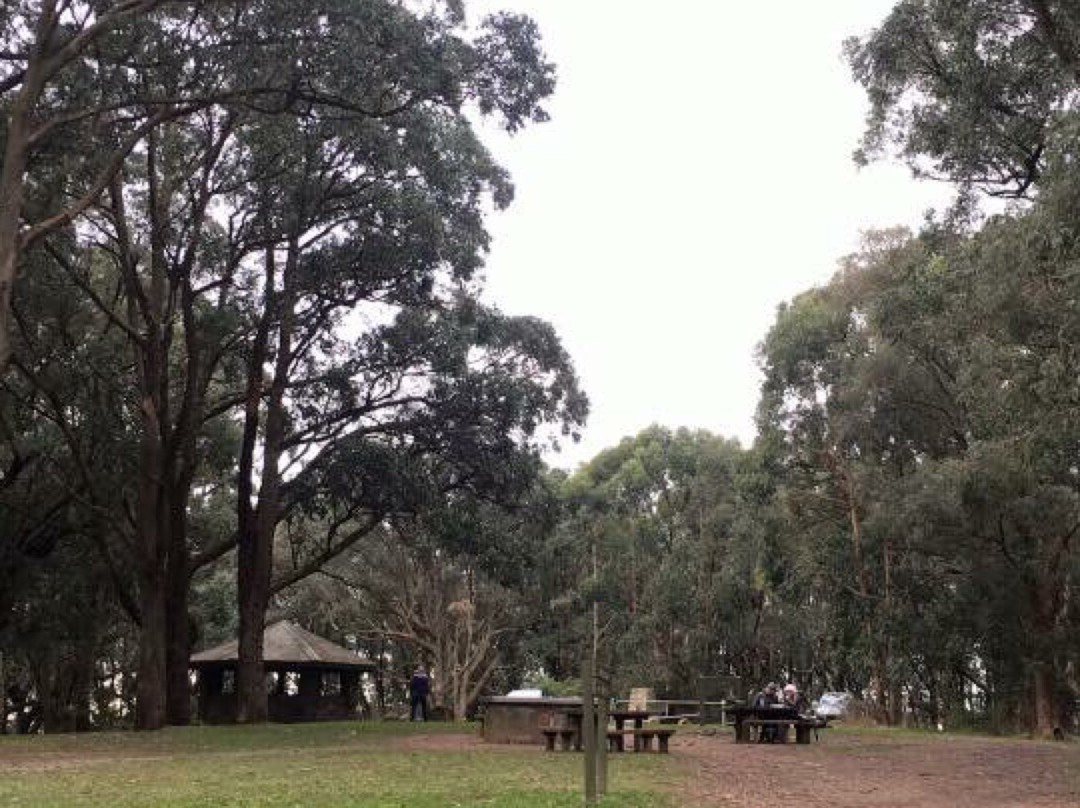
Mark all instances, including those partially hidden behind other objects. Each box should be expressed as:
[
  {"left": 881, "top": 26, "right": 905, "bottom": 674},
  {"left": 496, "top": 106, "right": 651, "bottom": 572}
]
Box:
[{"left": 670, "top": 730, "right": 1080, "bottom": 808}]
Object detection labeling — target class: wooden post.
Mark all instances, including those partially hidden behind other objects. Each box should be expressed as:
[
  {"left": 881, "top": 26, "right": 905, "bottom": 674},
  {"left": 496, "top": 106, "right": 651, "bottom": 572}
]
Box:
[
  {"left": 596, "top": 681, "right": 608, "bottom": 796},
  {"left": 582, "top": 656, "right": 596, "bottom": 806}
]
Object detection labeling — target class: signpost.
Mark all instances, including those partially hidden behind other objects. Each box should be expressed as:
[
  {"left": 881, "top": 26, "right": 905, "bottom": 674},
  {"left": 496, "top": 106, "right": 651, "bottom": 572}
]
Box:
[{"left": 582, "top": 657, "right": 596, "bottom": 806}]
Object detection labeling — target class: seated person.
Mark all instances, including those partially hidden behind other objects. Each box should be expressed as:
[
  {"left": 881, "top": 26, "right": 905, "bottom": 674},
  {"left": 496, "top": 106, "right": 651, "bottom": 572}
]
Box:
[
  {"left": 779, "top": 683, "right": 803, "bottom": 742},
  {"left": 784, "top": 683, "right": 810, "bottom": 714},
  {"left": 756, "top": 683, "right": 780, "bottom": 743}
]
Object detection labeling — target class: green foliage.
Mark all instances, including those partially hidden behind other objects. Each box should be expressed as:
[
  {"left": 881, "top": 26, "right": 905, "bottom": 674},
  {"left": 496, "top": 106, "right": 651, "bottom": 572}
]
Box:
[
  {"left": 756, "top": 163, "right": 1080, "bottom": 728},
  {"left": 525, "top": 675, "right": 582, "bottom": 697},
  {"left": 528, "top": 426, "right": 780, "bottom": 697},
  {"left": 845, "top": 0, "right": 1079, "bottom": 197}
]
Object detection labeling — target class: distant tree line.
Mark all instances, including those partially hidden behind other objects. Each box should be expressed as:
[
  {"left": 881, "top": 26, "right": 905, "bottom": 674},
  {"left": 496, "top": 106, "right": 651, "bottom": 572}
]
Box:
[{"left": 515, "top": 0, "right": 1080, "bottom": 738}]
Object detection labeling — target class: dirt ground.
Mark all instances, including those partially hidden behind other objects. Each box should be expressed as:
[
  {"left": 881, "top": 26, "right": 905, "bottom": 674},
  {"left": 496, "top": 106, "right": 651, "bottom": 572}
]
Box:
[
  {"left": 397, "top": 727, "right": 1080, "bottom": 807},
  {"left": 670, "top": 730, "right": 1080, "bottom": 808}
]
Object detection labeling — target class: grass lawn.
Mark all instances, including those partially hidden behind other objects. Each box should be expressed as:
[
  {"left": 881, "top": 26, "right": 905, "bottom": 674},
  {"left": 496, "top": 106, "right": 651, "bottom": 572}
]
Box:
[{"left": 0, "top": 722, "right": 677, "bottom": 808}]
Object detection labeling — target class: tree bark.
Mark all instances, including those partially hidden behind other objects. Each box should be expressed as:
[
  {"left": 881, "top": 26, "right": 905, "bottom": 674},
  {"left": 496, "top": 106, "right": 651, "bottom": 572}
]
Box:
[
  {"left": 164, "top": 553, "right": 192, "bottom": 726},
  {"left": 235, "top": 553, "right": 270, "bottom": 723},
  {"left": 1031, "top": 583, "right": 1061, "bottom": 738},
  {"left": 131, "top": 128, "right": 174, "bottom": 731},
  {"left": 0, "top": 9, "right": 50, "bottom": 372},
  {"left": 135, "top": 566, "right": 168, "bottom": 730},
  {"left": 1033, "top": 662, "right": 1057, "bottom": 738},
  {"left": 133, "top": 348, "right": 169, "bottom": 730},
  {"left": 1026, "top": 530, "right": 1071, "bottom": 738},
  {"left": 164, "top": 272, "right": 208, "bottom": 726}
]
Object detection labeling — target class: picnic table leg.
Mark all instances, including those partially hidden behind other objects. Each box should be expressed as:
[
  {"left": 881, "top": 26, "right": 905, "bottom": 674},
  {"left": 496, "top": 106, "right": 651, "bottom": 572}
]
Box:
[
  {"left": 796, "top": 724, "right": 811, "bottom": 745},
  {"left": 545, "top": 732, "right": 556, "bottom": 752},
  {"left": 734, "top": 717, "right": 746, "bottom": 743},
  {"left": 658, "top": 734, "right": 670, "bottom": 754}
]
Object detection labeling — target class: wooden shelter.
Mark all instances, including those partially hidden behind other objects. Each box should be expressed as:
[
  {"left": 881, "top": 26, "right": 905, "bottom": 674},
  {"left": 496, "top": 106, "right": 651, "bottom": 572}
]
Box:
[{"left": 191, "top": 620, "right": 374, "bottom": 723}]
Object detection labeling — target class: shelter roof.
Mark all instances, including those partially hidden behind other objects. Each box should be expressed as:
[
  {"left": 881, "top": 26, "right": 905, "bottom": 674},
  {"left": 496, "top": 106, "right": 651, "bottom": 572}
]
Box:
[{"left": 190, "top": 620, "right": 373, "bottom": 670}]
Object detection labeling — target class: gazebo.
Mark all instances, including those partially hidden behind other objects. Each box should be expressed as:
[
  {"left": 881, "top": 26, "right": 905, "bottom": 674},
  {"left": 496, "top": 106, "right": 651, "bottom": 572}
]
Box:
[{"left": 191, "top": 619, "right": 374, "bottom": 723}]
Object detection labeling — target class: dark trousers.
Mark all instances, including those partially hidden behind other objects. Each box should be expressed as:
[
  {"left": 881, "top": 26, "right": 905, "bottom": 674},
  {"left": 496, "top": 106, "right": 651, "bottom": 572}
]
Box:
[{"left": 410, "top": 694, "right": 428, "bottom": 721}]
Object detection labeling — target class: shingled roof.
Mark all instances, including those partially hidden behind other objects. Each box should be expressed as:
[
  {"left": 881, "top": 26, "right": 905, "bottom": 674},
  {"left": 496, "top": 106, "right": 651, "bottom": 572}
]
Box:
[{"left": 190, "top": 620, "right": 373, "bottom": 670}]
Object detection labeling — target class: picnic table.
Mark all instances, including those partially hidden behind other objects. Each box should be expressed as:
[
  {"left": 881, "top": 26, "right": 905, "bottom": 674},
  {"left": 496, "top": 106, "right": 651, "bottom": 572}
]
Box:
[
  {"left": 542, "top": 706, "right": 673, "bottom": 753},
  {"left": 562, "top": 708, "right": 650, "bottom": 746},
  {"left": 730, "top": 704, "right": 822, "bottom": 745},
  {"left": 609, "top": 709, "right": 651, "bottom": 731},
  {"left": 601, "top": 710, "right": 664, "bottom": 752}
]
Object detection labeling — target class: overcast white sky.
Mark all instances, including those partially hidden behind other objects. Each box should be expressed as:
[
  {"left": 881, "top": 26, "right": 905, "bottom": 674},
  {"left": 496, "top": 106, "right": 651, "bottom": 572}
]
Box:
[{"left": 469, "top": 0, "right": 953, "bottom": 469}]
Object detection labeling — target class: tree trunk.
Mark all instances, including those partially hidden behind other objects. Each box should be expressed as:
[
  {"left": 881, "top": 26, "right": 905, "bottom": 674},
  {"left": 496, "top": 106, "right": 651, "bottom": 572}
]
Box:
[
  {"left": 431, "top": 655, "right": 448, "bottom": 713},
  {"left": 163, "top": 393, "right": 200, "bottom": 727},
  {"left": 164, "top": 258, "right": 208, "bottom": 726},
  {"left": 235, "top": 236, "right": 296, "bottom": 723},
  {"left": 874, "top": 652, "right": 890, "bottom": 725},
  {"left": 135, "top": 569, "right": 168, "bottom": 730},
  {"left": 164, "top": 553, "right": 191, "bottom": 726},
  {"left": 0, "top": 41, "right": 46, "bottom": 372},
  {"left": 235, "top": 544, "right": 270, "bottom": 723},
  {"left": 134, "top": 380, "right": 168, "bottom": 730},
  {"left": 1033, "top": 662, "right": 1057, "bottom": 738},
  {"left": 453, "top": 677, "right": 468, "bottom": 722},
  {"left": 235, "top": 397, "right": 286, "bottom": 722},
  {"left": 233, "top": 241, "right": 273, "bottom": 724},
  {"left": 41, "top": 684, "right": 72, "bottom": 735},
  {"left": 0, "top": 134, "right": 26, "bottom": 371},
  {"left": 0, "top": 651, "right": 6, "bottom": 734},
  {"left": 130, "top": 126, "right": 176, "bottom": 731},
  {"left": 889, "top": 677, "right": 903, "bottom": 727},
  {"left": 1029, "top": 558, "right": 1066, "bottom": 738}
]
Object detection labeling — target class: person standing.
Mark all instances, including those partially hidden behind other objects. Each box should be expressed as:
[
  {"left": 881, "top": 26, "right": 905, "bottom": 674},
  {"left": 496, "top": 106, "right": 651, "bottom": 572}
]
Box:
[{"left": 409, "top": 665, "right": 430, "bottom": 721}]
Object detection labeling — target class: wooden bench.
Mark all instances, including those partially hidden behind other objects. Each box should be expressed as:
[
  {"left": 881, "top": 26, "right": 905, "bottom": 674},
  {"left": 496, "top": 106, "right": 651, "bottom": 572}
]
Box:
[
  {"left": 738, "top": 718, "right": 819, "bottom": 744},
  {"left": 622, "top": 727, "right": 676, "bottom": 753},
  {"left": 541, "top": 728, "right": 578, "bottom": 751}
]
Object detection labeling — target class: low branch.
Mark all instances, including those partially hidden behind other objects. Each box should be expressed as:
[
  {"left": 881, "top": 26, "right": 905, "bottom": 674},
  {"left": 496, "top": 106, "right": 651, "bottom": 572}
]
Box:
[
  {"left": 269, "top": 513, "right": 385, "bottom": 594},
  {"left": 189, "top": 530, "right": 239, "bottom": 574},
  {"left": 41, "top": 239, "right": 145, "bottom": 345},
  {"left": 22, "top": 103, "right": 201, "bottom": 247}
]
